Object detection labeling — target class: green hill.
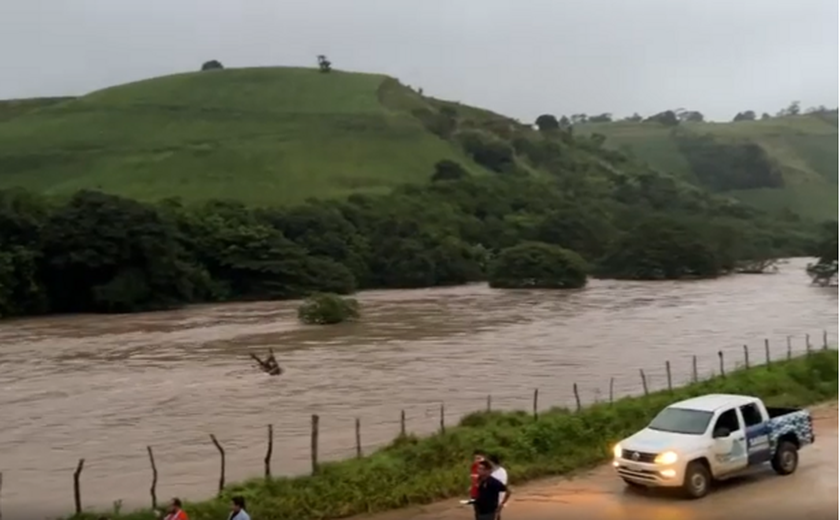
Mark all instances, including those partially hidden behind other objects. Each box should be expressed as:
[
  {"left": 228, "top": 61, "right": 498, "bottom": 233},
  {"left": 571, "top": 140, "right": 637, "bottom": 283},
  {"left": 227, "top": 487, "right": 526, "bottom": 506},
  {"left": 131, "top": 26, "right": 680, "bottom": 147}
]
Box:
[
  {"left": 576, "top": 115, "right": 838, "bottom": 220},
  {"left": 0, "top": 68, "right": 498, "bottom": 206},
  {"left": 0, "top": 67, "right": 836, "bottom": 220}
]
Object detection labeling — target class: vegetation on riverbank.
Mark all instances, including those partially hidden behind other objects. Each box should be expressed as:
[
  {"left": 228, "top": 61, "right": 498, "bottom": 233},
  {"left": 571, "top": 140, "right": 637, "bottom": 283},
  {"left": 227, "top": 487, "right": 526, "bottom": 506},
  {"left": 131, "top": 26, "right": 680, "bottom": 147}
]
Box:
[
  {"left": 0, "top": 173, "right": 822, "bottom": 318},
  {"left": 68, "top": 349, "right": 838, "bottom": 520},
  {"left": 807, "top": 220, "right": 838, "bottom": 285}
]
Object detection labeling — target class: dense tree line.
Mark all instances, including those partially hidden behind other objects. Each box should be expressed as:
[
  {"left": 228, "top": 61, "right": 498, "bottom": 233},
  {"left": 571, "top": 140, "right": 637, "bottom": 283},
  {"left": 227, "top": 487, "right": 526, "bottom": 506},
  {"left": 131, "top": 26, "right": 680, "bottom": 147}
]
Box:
[{"left": 0, "top": 160, "right": 823, "bottom": 317}]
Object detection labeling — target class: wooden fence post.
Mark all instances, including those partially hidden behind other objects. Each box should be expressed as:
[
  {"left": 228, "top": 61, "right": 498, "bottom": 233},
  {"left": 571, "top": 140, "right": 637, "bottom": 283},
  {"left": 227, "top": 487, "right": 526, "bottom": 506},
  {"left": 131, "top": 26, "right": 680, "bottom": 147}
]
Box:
[
  {"left": 764, "top": 339, "right": 771, "bottom": 366},
  {"left": 639, "top": 369, "right": 649, "bottom": 395},
  {"left": 439, "top": 403, "right": 445, "bottom": 434},
  {"left": 718, "top": 351, "right": 725, "bottom": 377},
  {"left": 73, "top": 458, "right": 85, "bottom": 516},
  {"left": 609, "top": 377, "right": 614, "bottom": 405},
  {"left": 666, "top": 361, "right": 672, "bottom": 391},
  {"left": 533, "top": 389, "right": 539, "bottom": 419},
  {"left": 310, "top": 414, "right": 320, "bottom": 474},
  {"left": 209, "top": 434, "right": 225, "bottom": 496},
  {"left": 264, "top": 425, "right": 273, "bottom": 479},
  {"left": 743, "top": 345, "right": 749, "bottom": 369},
  {"left": 146, "top": 446, "right": 158, "bottom": 510},
  {"left": 573, "top": 383, "right": 582, "bottom": 411},
  {"left": 400, "top": 410, "right": 406, "bottom": 437},
  {"left": 823, "top": 330, "right": 829, "bottom": 350},
  {"left": 486, "top": 395, "right": 492, "bottom": 412},
  {"left": 355, "top": 418, "right": 362, "bottom": 458},
  {"left": 787, "top": 336, "right": 792, "bottom": 360},
  {"left": 692, "top": 355, "right": 698, "bottom": 383}
]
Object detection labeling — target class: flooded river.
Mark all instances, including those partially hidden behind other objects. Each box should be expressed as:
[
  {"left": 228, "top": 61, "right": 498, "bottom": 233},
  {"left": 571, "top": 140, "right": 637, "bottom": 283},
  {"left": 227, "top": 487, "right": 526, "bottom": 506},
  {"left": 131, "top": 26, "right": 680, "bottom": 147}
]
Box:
[{"left": 0, "top": 258, "right": 836, "bottom": 516}]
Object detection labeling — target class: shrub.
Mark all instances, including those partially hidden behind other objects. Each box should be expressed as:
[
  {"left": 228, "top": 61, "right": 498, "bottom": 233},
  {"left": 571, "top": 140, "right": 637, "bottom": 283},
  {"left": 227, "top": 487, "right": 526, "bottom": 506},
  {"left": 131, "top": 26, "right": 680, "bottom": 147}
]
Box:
[
  {"left": 297, "top": 293, "right": 359, "bottom": 325},
  {"left": 430, "top": 159, "right": 469, "bottom": 182},
  {"left": 456, "top": 130, "right": 515, "bottom": 173},
  {"left": 68, "top": 350, "right": 838, "bottom": 520},
  {"left": 489, "top": 242, "right": 588, "bottom": 289}
]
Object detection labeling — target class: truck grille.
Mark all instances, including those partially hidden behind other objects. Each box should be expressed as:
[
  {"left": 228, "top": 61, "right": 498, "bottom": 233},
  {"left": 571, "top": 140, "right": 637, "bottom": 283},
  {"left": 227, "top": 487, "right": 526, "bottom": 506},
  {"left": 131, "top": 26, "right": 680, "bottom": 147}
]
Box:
[{"left": 621, "top": 449, "right": 657, "bottom": 463}]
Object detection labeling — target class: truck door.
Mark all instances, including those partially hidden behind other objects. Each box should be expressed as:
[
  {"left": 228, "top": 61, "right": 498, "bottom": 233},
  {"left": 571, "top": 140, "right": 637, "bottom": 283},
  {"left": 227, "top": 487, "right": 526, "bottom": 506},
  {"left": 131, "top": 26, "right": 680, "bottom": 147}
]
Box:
[
  {"left": 710, "top": 408, "right": 748, "bottom": 477},
  {"left": 740, "top": 402, "right": 772, "bottom": 465}
]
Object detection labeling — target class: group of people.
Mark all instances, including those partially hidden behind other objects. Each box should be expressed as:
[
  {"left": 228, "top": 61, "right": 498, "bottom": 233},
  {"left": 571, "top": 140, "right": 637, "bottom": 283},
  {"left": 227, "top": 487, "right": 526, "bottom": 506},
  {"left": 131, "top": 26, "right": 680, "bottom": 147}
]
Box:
[
  {"left": 150, "top": 496, "right": 250, "bottom": 520},
  {"left": 468, "top": 450, "right": 511, "bottom": 520}
]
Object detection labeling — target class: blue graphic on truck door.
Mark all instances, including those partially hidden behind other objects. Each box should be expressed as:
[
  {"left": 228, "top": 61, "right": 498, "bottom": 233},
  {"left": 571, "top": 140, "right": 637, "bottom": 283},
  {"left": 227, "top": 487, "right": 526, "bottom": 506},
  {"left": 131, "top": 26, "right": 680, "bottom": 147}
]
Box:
[{"left": 746, "top": 422, "right": 772, "bottom": 465}]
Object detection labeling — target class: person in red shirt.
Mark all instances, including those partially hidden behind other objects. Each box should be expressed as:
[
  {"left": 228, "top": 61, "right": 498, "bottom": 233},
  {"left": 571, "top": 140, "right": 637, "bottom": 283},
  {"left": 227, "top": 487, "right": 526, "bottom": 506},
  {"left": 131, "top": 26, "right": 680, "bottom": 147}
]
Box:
[
  {"left": 161, "top": 498, "right": 188, "bottom": 520},
  {"left": 469, "top": 449, "right": 486, "bottom": 503}
]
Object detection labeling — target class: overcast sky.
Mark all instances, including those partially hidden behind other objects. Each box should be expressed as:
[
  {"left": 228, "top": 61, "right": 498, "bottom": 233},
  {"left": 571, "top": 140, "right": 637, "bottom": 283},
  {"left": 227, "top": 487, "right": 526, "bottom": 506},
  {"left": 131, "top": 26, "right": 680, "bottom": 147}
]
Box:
[{"left": 1, "top": 0, "right": 837, "bottom": 121}]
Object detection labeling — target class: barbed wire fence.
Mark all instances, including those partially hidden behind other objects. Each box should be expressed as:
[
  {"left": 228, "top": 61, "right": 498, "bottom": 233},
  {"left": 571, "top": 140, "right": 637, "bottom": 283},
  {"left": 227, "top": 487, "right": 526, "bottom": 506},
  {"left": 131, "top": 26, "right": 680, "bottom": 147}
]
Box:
[{"left": 2, "top": 330, "right": 834, "bottom": 517}]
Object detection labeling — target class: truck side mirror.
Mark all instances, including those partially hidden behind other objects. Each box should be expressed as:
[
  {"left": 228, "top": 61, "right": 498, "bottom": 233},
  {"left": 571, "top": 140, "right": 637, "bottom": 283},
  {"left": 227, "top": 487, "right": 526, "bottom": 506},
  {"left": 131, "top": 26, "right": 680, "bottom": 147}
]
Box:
[{"left": 713, "top": 427, "right": 731, "bottom": 438}]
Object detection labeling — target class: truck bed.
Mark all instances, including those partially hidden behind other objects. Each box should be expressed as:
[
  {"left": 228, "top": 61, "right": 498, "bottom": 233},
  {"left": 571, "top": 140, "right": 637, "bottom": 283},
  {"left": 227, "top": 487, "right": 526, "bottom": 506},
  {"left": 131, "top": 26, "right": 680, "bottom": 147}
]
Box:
[{"left": 767, "top": 406, "right": 802, "bottom": 419}]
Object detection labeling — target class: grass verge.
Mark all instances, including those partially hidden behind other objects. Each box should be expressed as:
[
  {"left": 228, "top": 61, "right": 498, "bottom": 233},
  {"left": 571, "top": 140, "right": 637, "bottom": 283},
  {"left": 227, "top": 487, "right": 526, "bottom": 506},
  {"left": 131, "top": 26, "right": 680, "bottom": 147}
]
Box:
[{"left": 72, "top": 350, "right": 838, "bottom": 520}]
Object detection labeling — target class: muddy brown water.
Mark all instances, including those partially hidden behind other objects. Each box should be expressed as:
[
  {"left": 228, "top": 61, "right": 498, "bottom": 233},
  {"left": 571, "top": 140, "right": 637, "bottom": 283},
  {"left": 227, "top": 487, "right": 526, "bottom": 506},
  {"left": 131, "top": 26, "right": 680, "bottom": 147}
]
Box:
[{"left": 0, "top": 257, "right": 836, "bottom": 515}]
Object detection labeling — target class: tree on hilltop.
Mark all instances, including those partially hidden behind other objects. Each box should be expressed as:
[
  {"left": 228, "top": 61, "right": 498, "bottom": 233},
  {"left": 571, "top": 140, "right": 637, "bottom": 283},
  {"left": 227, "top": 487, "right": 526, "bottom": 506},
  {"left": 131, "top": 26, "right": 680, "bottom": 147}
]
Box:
[
  {"left": 733, "top": 110, "right": 756, "bottom": 122},
  {"left": 535, "top": 114, "right": 560, "bottom": 132},
  {"left": 201, "top": 60, "right": 224, "bottom": 71},
  {"left": 645, "top": 110, "right": 679, "bottom": 127},
  {"left": 588, "top": 113, "right": 613, "bottom": 123},
  {"left": 317, "top": 55, "right": 332, "bottom": 73}
]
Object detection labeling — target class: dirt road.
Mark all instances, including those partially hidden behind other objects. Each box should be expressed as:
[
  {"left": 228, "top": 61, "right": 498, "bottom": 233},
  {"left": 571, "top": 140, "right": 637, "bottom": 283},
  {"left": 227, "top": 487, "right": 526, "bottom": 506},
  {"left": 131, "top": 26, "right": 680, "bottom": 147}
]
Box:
[{"left": 359, "top": 402, "right": 838, "bottom": 520}]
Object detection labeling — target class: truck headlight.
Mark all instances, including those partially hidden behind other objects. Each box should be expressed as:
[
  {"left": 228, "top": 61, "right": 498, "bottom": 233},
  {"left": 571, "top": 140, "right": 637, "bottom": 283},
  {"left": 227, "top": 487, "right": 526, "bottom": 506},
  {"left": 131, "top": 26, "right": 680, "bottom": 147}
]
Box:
[
  {"left": 613, "top": 444, "right": 622, "bottom": 458},
  {"left": 655, "top": 451, "right": 678, "bottom": 465}
]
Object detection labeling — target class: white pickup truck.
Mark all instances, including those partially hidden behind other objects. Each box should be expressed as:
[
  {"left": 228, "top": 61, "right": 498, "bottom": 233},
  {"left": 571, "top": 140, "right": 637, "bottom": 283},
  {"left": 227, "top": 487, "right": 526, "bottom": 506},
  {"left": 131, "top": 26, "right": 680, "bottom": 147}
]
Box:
[{"left": 612, "top": 393, "right": 815, "bottom": 499}]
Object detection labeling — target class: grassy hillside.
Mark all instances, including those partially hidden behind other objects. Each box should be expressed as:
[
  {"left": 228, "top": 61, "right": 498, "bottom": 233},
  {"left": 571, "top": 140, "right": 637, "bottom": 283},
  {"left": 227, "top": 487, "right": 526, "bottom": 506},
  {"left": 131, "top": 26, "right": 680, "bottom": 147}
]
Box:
[
  {"left": 0, "top": 67, "right": 835, "bottom": 218},
  {"left": 0, "top": 97, "right": 76, "bottom": 122},
  {"left": 0, "top": 68, "right": 495, "bottom": 206},
  {"left": 577, "top": 115, "right": 838, "bottom": 220}
]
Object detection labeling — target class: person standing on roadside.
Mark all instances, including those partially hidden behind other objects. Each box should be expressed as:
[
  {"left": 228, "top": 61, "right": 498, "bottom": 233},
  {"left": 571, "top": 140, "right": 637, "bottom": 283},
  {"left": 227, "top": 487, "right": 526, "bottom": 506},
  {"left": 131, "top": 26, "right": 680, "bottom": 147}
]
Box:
[
  {"left": 468, "top": 449, "right": 486, "bottom": 504},
  {"left": 228, "top": 496, "right": 251, "bottom": 520},
  {"left": 473, "top": 460, "right": 510, "bottom": 520},
  {"left": 488, "top": 454, "right": 509, "bottom": 518},
  {"left": 161, "top": 498, "right": 188, "bottom": 520}
]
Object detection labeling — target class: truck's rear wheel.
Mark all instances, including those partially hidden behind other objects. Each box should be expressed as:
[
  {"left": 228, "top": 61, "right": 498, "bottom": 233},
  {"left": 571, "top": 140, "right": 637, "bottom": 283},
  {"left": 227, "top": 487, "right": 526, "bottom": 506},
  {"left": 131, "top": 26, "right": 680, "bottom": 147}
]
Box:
[
  {"left": 682, "top": 461, "right": 711, "bottom": 499},
  {"left": 771, "top": 441, "right": 799, "bottom": 475}
]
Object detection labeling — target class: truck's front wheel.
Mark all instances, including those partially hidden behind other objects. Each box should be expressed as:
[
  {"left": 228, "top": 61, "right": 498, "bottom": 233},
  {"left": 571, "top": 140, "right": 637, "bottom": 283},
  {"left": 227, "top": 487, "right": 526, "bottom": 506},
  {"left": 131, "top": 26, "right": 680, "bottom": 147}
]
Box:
[
  {"left": 682, "top": 461, "right": 711, "bottom": 499},
  {"left": 771, "top": 441, "right": 799, "bottom": 475}
]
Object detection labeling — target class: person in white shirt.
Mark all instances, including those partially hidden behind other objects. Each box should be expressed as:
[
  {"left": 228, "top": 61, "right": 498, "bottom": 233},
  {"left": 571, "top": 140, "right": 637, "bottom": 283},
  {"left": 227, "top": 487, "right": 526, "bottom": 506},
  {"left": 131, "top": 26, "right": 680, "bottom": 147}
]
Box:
[{"left": 488, "top": 454, "right": 508, "bottom": 518}]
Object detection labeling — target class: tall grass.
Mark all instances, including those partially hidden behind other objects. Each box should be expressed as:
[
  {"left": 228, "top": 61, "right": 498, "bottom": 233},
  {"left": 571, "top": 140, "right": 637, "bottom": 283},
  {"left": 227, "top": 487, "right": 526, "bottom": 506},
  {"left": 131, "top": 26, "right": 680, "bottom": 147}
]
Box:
[{"left": 69, "top": 350, "right": 838, "bottom": 520}]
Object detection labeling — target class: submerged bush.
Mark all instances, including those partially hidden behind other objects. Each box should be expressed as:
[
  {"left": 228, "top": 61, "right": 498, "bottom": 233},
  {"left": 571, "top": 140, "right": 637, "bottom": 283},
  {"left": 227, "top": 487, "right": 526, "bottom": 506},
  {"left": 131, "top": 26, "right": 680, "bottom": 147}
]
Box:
[
  {"left": 489, "top": 242, "right": 588, "bottom": 289},
  {"left": 297, "top": 292, "right": 360, "bottom": 325}
]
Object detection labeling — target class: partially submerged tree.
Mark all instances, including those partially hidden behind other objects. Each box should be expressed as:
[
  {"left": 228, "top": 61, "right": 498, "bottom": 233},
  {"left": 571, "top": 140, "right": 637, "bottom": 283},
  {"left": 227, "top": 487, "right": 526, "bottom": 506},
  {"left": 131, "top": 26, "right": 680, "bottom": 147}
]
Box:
[
  {"left": 806, "top": 221, "right": 838, "bottom": 286},
  {"left": 488, "top": 242, "right": 588, "bottom": 289},
  {"left": 298, "top": 292, "right": 360, "bottom": 325}
]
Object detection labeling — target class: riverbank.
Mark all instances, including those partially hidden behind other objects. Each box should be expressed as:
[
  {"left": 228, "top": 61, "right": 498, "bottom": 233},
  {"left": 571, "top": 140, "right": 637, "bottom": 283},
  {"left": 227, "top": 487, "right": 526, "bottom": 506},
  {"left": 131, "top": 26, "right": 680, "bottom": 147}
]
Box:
[
  {"left": 67, "top": 349, "right": 838, "bottom": 520},
  {"left": 354, "top": 400, "right": 839, "bottom": 520}
]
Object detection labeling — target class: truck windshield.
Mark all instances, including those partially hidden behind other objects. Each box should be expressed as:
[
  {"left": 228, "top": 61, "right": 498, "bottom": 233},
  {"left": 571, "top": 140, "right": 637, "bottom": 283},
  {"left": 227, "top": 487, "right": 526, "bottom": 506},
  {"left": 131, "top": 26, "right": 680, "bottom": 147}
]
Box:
[{"left": 648, "top": 407, "right": 714, "bottom": 435}]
